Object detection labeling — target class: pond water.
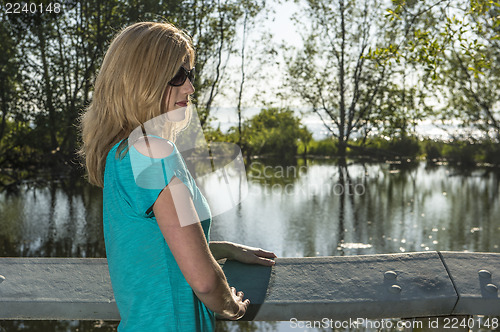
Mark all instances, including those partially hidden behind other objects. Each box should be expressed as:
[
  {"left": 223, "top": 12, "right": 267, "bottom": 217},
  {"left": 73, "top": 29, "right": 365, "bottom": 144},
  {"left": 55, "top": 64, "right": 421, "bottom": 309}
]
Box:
[{"left": 1, "top": 159, "right": 499, "bottom": 331}]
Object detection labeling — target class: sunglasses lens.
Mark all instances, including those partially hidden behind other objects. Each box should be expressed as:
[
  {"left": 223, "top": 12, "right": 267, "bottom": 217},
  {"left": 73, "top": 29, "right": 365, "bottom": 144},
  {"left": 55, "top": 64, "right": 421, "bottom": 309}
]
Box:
[
  {"left": 169, "top": 69, "right": 187, "bottom": 86},
  {"left": 169, "top": 67, "right": 195, "bottom": 86}
]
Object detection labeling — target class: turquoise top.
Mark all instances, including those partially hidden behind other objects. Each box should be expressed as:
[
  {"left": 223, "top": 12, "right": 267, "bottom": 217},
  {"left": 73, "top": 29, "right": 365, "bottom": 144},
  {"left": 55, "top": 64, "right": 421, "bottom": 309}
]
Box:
[{"left": 103, "top": 139, "right": 215, "bottom": 332}]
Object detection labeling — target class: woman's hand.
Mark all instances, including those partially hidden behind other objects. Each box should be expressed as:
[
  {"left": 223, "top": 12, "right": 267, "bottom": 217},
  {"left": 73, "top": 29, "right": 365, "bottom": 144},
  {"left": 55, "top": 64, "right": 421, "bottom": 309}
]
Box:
[
  {"left": 225, "top": 242, "right": 277, "bottom": 267},
  {"left": 215, "top": 287, "right": 250, "bottom": 320}
]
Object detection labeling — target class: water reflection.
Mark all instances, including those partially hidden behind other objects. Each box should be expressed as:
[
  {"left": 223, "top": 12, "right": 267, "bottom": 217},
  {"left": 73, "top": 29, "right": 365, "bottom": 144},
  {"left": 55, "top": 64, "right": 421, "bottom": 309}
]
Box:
[
  {"left": 212, "top": 159, "right": 500, "bottom": 257},
  {"left": 0, "top": 176, "right": 105, "bottom": 258},
  {"left": 1, "top": 160, "right": 499, "bottom": 331}
]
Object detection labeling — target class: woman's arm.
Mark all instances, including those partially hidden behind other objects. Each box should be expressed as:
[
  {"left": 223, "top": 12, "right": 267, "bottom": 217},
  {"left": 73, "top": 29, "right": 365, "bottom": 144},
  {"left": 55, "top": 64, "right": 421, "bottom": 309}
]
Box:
[
  {"left": 153, "top": 176, "right": 249, "bottom": 320},
  {"left": 210, "top": 241, "right": 276, "bottom": 266}
]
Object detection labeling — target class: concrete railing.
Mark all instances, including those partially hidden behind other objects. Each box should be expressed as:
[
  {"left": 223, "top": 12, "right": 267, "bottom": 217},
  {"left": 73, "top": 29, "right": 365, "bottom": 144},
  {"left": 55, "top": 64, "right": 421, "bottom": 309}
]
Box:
[{"left": 0, "top": 251, "right": 499, "bottom": 321}]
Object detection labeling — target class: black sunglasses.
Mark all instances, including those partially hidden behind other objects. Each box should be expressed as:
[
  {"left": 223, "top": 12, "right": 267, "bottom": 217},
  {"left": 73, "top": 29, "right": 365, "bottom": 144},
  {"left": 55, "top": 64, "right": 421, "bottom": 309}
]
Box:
[{"left": 168, "top": 66, "right": 195, "bottom": 87}]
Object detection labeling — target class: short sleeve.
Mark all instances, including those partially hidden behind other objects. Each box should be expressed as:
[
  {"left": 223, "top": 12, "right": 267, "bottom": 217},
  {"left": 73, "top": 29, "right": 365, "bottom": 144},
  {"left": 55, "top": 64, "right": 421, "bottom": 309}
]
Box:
[{"left": 110, "top": 140, "right": 195, "bottom": 218}]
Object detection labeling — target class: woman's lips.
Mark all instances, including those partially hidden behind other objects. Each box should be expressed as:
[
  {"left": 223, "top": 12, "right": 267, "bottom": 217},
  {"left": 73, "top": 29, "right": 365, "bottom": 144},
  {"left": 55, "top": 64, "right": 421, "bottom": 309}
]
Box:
[{"left": 175, "top": 101, "right": 188, "bottom": 107}]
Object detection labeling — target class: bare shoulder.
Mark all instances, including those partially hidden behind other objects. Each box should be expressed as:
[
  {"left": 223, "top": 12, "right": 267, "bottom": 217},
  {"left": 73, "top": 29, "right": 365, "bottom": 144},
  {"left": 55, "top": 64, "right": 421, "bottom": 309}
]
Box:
[{"left": 133, "top": 136, "right": 174, "bottom": 159}]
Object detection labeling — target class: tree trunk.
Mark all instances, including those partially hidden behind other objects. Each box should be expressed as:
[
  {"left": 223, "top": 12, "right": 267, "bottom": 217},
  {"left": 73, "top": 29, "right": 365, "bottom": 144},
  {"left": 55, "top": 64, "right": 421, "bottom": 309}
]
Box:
[
  {"left": 338, "top": 138, "right": 347, "bottom": 157},
  {"left": 38, "top": 25, "right": 58, "bottom": 152},
  {"left": 237, "top": 9, "right": 248, "bottom": 147}
]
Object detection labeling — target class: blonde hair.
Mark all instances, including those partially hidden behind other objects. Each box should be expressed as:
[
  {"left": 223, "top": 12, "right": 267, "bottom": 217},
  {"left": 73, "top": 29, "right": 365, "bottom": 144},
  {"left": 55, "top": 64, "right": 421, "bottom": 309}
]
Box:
[{"left": 79, "top": 22, "right": 195, "bottom": 187}]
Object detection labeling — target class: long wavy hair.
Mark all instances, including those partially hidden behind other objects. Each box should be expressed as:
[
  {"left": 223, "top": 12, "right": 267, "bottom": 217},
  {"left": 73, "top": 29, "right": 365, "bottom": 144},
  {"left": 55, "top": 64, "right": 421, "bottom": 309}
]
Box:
[{"left": 79, "top": 22, "right": 195, "bottom": 187}]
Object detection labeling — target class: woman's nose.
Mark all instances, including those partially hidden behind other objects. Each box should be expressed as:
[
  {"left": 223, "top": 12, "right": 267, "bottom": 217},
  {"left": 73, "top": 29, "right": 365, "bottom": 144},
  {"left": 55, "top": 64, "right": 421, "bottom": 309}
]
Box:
[{"left": 183, "top": 78, "right": 195, "bottom": 94}]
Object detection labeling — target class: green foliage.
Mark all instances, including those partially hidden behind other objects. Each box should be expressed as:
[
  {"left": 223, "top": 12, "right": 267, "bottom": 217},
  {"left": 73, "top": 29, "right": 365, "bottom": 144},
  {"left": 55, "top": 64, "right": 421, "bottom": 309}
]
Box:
[
  {"left": 241, "top": 107, "right": 309, "bottom": 160},
  {"left": 243, "top": 107, "right": 299, "bottom": 159},
  {"left": 203, "top": 108, "right": 311, "bottom": 160},
  {"left": 387, "top": 137, "right": 421, "bottom": 158},
  {"left": 203, "top": 125, "right": 230, "bottom": 143},
  {"left": 441, "top": 141, "right": 478, "bottom": 167},
  {"left": 297, "top": 126, "right": 313, "bottom": 155},
  {"left": 301, "top": 138, "right": 337, "bottom": 156},
  {"left": 0, "top": 0, "right": 266, "bottom": 184},
  {"left": 382, "top": 0, "right": 500, "bottom": 142},
  {"left": 482, "top": 141, "right": 500, "bottom": 165},
  {"left": 422, "top": 139, "right": 445, "bottom": 161},
  {"left": 286, "top": 0, "right": 396, "bottom": 157},
  {"left": 374, "top": 82, "right": 433, "bottom": 139},
  {"left": 422, "top": 138, "right": 500, "bottom": 166},
  {"left": 349, "top": 136, "right": 421, "bottom": 159},
  {"left": 184, "top": 0, "right": 266, "bottom": 127}
]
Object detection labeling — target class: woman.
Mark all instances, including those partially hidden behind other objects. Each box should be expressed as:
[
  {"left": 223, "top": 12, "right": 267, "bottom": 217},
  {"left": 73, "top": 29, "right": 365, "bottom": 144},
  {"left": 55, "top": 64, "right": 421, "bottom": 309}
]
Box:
[{"left": 79, "top": 22, "right": 276, "bottom": 331}]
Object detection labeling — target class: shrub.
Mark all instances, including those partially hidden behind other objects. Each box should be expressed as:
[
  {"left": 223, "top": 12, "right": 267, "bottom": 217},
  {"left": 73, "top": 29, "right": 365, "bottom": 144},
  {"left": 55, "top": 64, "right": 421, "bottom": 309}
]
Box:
[
  {"left": 387, "top": 137, "right": 421, "bottom": 158},
  {"left": 442, "top": 141, "right": 477, "bottom": 166},
  {"left": 241, "top": 108, "right": 311, "bottom": 160},
  {"left": 422, "top": 139, "right": 444, "bottom": 161},
  {"left": 480, "top": 142, "right": 500, "bottom": 165},
  {"left": 306, "top": 138, "right": 337, "bottom": 155}
]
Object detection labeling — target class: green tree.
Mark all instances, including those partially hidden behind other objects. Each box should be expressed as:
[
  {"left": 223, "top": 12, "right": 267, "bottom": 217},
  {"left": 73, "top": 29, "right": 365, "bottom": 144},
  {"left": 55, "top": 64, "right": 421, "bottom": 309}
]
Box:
[
  {"left": 286, "top": 0, "right": 397, "bottom": 157},
  {"left": 385, "top": 0, "right": 500, "bottom": 142},
  {"left": 0, "top": 17, "right": 19, "bottom": 143},
  {"left": 0, "top": 0, "right": 267, "bottom": 182},
  {"left": 3, "top": 0, "right": 129, "bottom": 164},
  {"left": 439, "top": 1, "right": 500, "bottom": 142},
  {"left": 374, "top": 82, "right": 432, "bottom": 140},
  {"left": 242, "top": 107, "right": 310, "bottom": 160},
  {"left": 298, "top": 125, "right": 313, "bottom": 156},
  {"left": 181, "top": 0, "right": 267, "bottom": 127}
]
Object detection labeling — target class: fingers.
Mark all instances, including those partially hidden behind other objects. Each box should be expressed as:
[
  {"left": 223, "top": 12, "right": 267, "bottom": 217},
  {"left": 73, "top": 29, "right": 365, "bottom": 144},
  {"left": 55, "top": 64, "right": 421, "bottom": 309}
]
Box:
[
  {"left": 232, "top": 287, "right": 247, "bottom": 302},
  {"left": 267, "top": 258, "right": 276, "bottom": 266},
  {"left": 240, "top": 295, "right": 250, "bottom": 312},
  {"left": 229, "top": 288, "right": 250, "bottom": 321},
  {"left": 253, "top": 250, "right": 277, "bottom": 266},
  {"left": 255, "top": 257, "right": 276, "bottom": 266},
  {"left": 243, "top": 250, "right": 276, "bottom": 266},
  {"left": 256, "top": 248, "right": 277, "bottom": 259},
  {"left": 229, "top": 244, "right": 277, "bottom": 265}
]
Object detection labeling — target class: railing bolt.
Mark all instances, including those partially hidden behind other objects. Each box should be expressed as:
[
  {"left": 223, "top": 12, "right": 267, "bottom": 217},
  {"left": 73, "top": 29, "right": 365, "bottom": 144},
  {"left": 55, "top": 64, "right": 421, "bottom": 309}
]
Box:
[
  {"left": 0, "top": 275, "right": 5, "bottom": 284},
  {"left": 485, "top": 284, "right": 498, "bottom": 293},
  {"left": 384, "top": 270, "right": 397, "bottom": 280},
  {"left": 479, "top": 269, "right": 492, "bottom": 278},
  {"left": 389, "top": 284, "right": 402, "bottom": 294}
]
